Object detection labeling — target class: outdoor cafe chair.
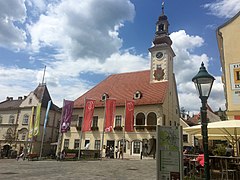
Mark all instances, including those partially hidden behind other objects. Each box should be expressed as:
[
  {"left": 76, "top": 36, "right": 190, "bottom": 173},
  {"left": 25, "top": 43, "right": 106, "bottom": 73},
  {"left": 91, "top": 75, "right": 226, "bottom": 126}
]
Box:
[{"left": 220, "top": 158, "right": 236, "bottom": 180}]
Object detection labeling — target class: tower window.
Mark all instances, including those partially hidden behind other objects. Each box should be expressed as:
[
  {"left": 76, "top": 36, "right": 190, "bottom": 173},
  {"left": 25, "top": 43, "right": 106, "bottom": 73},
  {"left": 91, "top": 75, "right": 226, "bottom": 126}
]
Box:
[{"left": 158, "top": 24, "right": 164, "bottom": 31}]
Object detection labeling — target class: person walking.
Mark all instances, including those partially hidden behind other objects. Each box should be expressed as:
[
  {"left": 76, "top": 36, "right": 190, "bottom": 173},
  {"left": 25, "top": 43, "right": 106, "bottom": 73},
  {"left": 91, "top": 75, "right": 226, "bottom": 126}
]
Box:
[
  {"left": 119, "top": 145, "right": 123, "bottom": 159},
  {"left": 115, "top": 146, "right": 119, "bottom": 159}
]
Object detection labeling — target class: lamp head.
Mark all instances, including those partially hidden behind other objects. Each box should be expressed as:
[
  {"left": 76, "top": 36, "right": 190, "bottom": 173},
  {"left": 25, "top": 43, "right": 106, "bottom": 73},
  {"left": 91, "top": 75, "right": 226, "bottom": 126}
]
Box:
[{"left": 192, "top": 62, "right": 215, "bottom": 99}]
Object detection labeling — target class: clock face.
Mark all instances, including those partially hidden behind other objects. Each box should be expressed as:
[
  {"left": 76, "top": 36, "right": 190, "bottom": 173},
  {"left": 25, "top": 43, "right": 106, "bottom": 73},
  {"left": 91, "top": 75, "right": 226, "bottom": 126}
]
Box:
[{"left": 156, "top": 52, "right": 164, "bottom": 59}]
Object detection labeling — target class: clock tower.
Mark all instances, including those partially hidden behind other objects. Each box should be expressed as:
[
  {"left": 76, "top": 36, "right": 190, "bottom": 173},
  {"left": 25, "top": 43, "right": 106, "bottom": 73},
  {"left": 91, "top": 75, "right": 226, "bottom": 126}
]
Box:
[{"left": 149, "top": 3, "right": 175, "bottom": 83}]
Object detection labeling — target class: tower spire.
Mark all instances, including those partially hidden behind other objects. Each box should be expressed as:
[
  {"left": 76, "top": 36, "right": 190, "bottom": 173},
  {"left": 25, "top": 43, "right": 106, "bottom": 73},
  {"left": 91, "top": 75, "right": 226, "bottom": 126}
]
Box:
[
  {"left": 162, "top": 0, "right": 165, "bottom": 15},
  {"left": 41, "top": 65, "right": 46, "bottom": 85}
]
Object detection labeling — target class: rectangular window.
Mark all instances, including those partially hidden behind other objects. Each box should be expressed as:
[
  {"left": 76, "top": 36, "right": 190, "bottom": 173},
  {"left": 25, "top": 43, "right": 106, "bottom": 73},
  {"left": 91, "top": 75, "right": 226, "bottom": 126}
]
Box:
[
  {"left": 234, "top": 68, "right": 240, "bottom": 83},
  {"left": 174, "top": 121, "right": 177, "bottom": 126},
  {"left": 21, "top": 133, "right": 26, "bottom": 140},
  {"left": 94, "top": 140, "right": 100, "bottom": 150},
  {"left": 115, "top": 115, "right": 122, "bottom": 127},
  {"left": 74, "top": 139, "right": 80, "bottom": 149},
  {"left": 169, "top": 121, "right": 172, "bottom": 126},
  {"left": 64, "top": 139, "right": 69, "bottom": 149},
  {"left": 133, "top": 141, "right": 140, "bottom": 154},
  {"left": 92, "top": 116, "right": 98, "bottom": 127},
  {"left": 22, "top": 115, "right": 29, "bottom": 125},
  {"left": 162, "top": 114, "right": 166, "bottom": 126},
  {"left": 9, "top": 115, "right": 15, "bottom": 124},
  {"left": 183, "top": 134, "right": 188, "bottom": 143},
  {"left": 78, "top": 117, "right": 83, "bottom": 127}
]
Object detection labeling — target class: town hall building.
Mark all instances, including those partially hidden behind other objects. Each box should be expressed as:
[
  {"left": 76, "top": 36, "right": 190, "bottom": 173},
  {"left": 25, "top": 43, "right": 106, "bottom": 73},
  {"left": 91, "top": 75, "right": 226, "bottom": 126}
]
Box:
[{"left": 61, "top": 6, "right": 180, "bottom": 158}]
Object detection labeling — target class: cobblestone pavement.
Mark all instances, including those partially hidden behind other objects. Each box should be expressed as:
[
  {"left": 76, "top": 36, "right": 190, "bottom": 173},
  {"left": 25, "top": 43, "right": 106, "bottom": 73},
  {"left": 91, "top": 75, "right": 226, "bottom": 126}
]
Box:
[{"left": 0, "top": 158, "right": 156, "bottom": 180}]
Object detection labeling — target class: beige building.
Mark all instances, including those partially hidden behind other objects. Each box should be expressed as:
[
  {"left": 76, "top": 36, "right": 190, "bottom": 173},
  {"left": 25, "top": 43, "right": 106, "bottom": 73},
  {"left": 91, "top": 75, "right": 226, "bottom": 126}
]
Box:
[
  {"left": 216, "top": 11, "right": 240, "bottom": 120},
  {"left": 0, "top": 84, "right": 61, "bottom": 158},
  {"left": 61, "top": 10, "right": 180, "bottom": 158}
]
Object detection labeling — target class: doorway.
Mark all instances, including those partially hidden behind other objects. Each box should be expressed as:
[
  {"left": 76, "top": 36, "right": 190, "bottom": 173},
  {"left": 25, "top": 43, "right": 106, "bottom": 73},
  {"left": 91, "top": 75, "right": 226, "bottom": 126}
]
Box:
[{"left": 107, "top": 140, "right": 114, "bottom": 148}]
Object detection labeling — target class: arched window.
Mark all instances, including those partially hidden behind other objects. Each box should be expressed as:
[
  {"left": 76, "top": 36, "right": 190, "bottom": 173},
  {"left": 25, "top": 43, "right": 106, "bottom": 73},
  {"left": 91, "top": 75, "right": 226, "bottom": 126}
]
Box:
[
  {"left": 22, "top": 114, "right": 29, "bottom": 125},
  {"left": 147, "top": 112, "right": 157, "bottom": 125},
  {"left": 135, "top": 113, "right": 145, "bottom": 125},
  {"left": 0, "top": 115, "right": 2, "bottom": 124},
  {"left": 9, "top": 115, "right": 15, "bottom": 124}
]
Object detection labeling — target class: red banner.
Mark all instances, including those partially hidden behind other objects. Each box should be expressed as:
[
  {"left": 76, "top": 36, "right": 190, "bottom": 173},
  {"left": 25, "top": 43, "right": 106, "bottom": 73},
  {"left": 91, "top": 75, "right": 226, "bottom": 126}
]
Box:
[
  {"left": 105, "top": 99, "right": 116, "bottom": 132},
  {"left": 61, "top": 100, "right": 74, "bottom": 133},
  {"left": 82, "top": 99, "right": 95, "bottom": 132},
  {"left": 125, "top": 100, "right": 134, "bottom": 132}
]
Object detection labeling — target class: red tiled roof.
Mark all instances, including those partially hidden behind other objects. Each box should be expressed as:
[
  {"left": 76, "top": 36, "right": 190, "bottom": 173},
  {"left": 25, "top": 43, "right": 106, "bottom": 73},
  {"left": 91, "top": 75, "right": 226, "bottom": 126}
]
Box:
[{"left": 74, "top": 70, "right": 168, "bottom": 108}]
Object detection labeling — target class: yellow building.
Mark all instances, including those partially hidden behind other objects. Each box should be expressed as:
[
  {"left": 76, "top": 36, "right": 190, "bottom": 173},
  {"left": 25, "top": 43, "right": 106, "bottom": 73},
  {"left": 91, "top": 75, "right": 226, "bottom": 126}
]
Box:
[
  {"left": 0, "top": 84, "right": 61, "bottom": 158},
  {"left": 216, "top": 11, "right": 240, "bottom": 120},
  {"left": 61, "top": 9, "right": 180, "bottom": 158}
]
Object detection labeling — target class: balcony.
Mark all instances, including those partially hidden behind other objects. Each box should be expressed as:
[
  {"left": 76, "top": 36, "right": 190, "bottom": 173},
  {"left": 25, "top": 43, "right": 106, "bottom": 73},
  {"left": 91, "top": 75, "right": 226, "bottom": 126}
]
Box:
[
  {"left": 114, "top": 126, "right": 123, "bottom": 131},
  {"left": 145, "top": 125, "right": 156, "bottom": 131},
  {"left": 134, "top": 125, "right": 145, "bottom": 131}
]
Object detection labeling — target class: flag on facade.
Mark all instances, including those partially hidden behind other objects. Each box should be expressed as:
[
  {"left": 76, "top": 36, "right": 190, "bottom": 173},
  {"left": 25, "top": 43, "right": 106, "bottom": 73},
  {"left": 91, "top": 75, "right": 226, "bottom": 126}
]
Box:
[
  {"left": 33, "top": 103, "right": 42, "bottom": 136},
  {"left": 105, "top": 99, "right": 116, "bottom": 132},
  {"left": 44, "top": 100, "right": 52, "bottom": 130},
  {"left": 28, "top": 106, "right": 35, "bottom": 138},
  {"left": 82, "top": 99, "right": 96, "bottom": 132},
  {"left": 125, "top": 100, "right": 135, "bottom": 132},
  {"left": 61, "top": 100, "right": 74, "bottom": 133}
]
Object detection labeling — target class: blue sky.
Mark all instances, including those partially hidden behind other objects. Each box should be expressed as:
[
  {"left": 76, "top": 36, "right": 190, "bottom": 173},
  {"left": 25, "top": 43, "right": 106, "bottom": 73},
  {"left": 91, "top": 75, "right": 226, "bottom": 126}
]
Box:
[{"left": 0, "top": 0, "right": 240, "bottom": 114}]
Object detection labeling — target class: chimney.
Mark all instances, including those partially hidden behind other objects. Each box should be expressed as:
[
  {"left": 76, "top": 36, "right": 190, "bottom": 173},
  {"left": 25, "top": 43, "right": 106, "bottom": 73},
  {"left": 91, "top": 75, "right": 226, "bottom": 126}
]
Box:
[
  {"left": 18, "top": 96, "right": 22, "bottom": 100},
  {"left": 9, "top": 97, "right": 13, "bottom": 101},
  {"left": 6, "top": 97, "right": 10, "bottom": 101},
  {"left": 24, "top": 96, "right": 27, "bottom": 99}
]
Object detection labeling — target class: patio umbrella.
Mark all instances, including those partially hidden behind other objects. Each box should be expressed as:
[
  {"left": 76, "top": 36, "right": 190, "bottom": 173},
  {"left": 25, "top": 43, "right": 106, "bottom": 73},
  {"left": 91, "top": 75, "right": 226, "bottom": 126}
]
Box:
[{"left": 183, "top": 120, "right": 240, "bottom": 155}]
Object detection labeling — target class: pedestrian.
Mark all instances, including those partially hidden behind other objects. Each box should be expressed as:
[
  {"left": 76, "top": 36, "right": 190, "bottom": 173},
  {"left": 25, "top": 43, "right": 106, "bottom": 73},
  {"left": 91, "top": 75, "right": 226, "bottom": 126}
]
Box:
[
  {"left": 115, "top": 146, "right": 119, "bottom": 159},
  {"left": 16, "top": 151, "right": 25, "bottom": 161},
  {"left": 119, "top": 145, "right": 123, "bottom": 159},
  {"left": 105, "top": 146, "right": 110, "bottom": 158},
  {"left": 110, "top": 146, "right": 114, "bottom": 158},
  {"left": 60, "top": 149, "right": 66, "bottom": 160}
]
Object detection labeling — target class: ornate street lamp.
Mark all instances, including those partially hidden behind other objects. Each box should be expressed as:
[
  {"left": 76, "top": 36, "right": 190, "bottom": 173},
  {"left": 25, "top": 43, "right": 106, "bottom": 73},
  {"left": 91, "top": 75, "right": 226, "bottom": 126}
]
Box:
[{"left": 192, "top": 62, "right": 215, "bottom": 180}]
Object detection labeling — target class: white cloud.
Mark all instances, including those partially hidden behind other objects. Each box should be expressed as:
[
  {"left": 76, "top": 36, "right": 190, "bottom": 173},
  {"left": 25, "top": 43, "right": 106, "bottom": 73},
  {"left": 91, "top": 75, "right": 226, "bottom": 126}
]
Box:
[
  {"left": 27, "top": 0, "right": 135, "bottom": 60},
  {"left": 170, "top": 30, "right": 225, "bottom": 113},
  {"left": 0, "top": 0, "right": 27, "bottom": 50},
  {"left": 204, "top": 0, "right": 240, "bottom": 18}
]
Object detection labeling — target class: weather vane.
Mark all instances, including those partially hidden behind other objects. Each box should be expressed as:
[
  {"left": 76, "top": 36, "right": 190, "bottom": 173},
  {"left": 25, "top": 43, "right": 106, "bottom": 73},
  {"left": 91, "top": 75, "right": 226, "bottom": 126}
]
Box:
[{"left": 162, "top": 0, "right": 165, "bottom": 15}]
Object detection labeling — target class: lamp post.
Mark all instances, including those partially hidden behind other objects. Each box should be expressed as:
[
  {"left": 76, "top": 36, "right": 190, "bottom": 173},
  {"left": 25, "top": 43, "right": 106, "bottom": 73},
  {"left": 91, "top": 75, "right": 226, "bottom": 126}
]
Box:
[{"left": 192, "top": 62, "right": 215, "bottom": 180}]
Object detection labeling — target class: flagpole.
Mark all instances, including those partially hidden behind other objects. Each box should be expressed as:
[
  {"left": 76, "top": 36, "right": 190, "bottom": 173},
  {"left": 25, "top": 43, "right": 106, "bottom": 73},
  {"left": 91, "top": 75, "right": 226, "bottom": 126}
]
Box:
[
  {"left": 28, "top": 107, "right": 35, "bottom": 154},
  {"left": 39, "top": 125, "right": 45, "bottom": 159},
  {"left": 122, "top": 101, "right": 127, "bottom": 160},
  {"left": 42, "top": 65, "right": 46, "bottom": 84},
  {"left": 39, "top": 100, "right": 51, "bottom": 159},
  {"left": 101, "top": 99, "right": 107, "bottom": 160},
  {"left": 56, "top": 99, "right": 65, "bottom": 159},
  {"left": 78, "top": 98, "right": 86, "bottom": 160}
]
